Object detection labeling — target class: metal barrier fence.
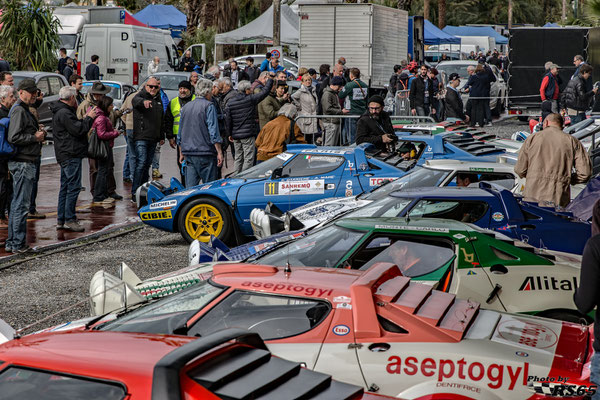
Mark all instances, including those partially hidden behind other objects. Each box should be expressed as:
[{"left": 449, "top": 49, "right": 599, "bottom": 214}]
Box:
[{"left": 290, "top": 114, "right": 436, "bottom": 146}]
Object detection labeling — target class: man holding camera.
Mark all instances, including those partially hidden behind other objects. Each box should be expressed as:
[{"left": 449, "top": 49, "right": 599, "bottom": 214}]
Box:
[
  {"left": 6, "top": 79, "right": 46, "bottom": 253},
  {"left": 356, "top": 95, "right": 396, "bottom": 152}
]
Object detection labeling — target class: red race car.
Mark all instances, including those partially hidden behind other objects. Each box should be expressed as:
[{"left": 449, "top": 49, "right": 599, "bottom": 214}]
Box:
[{"left": 0, "top": 328, "right": 394, "bottom": 400}]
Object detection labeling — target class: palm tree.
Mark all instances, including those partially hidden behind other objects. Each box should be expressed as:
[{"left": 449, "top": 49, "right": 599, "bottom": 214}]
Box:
[
  {"left": 423, "top": 0, "right": 430, "bottom": 20},
  {"left": 438, "top": 0, "right": 447, "bottom": 28}
]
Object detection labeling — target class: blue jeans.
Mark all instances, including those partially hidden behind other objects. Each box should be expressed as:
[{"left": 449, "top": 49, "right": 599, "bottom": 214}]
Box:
[
  {"left": 343, "top": 117, "right": 358, "bottom": 145},
  {"left": 132, "top": 139, "right": 156, "bottom": 195},
  {"left": 152, "top": 142, "right": 161, "bottom": 170},
  {"left": 591, "top": 351, "right": 600, "bottom": 400},
  {"left": 57, "top": 158, "right": 82, "bottom": 223},
  {"left": 29, "top": 158, "right": 40, "bottom": 213},
  {"left": 185, "top": 155, "right": 218, "bottom": 188},
  {"left": 7, "top": 161, "right": 35, "bottom": 250},
  {"left": 123, "top": 131, "right": 133, "bottom": 180}
]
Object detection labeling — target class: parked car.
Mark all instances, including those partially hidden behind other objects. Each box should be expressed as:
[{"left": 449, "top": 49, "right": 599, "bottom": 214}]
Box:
[
  {"left": 218, "top": 54, "right": 299, "bottom": 77},
  {"left": 85, "top": 261, "right": 593, "bottom": 399},
  {"left": 137, "top": 136, "right": 505, "bottom": 244},
  {"left": 436, "top": 60, "right": 507, "bottom": 115},
  {"left": 81, "top": 80, "right": 135, "bottom": 110},
  {"left": 12, "top": 71, "right": 68, "bottom": 127},
  {"left": 0, "top": 328, "right": 389, "bottom": 400},
  {"left": 138, "top": 72, "right": 191, "bottom": 100}
]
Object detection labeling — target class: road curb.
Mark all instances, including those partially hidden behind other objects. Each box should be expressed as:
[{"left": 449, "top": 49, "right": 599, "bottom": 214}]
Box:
[{"left": 0, "top": 222, "right": 144, "bottom": 271}]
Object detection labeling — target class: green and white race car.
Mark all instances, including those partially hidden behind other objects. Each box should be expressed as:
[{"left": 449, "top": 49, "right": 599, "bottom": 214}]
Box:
[{"left": 91, "top": 218, "right": 585, "bottom": 323}]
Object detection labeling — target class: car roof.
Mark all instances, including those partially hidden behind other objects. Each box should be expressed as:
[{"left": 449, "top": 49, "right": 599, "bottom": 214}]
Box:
[
  {"left": 11, "top": 71, "right": 64, "bottom": 78},
  {"left": 436, "top": 60, "right": 478, "bottom": 66},
  {"left": 423, "top": 159, "right": 516, "bottom": 172},
  {"left": 390, "top": 186, "right": 497, "bottom": 200},
  {"left": 0, "top": 330, "right": 194, "bottom": 379},
  {"left": 81, "top": 80, "right": 124, "bottom": 86},
  {"left": 335, "top": 216, "right": 474, "bottom": 233}
]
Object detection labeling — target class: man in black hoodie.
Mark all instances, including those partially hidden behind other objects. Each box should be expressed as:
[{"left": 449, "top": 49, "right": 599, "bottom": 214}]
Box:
[
  {"left": 356, "top": 95, "right": 397, "bottom": 152},
  {"left": 51, "top": 86, "right": 96, "bottom": 232},
  {"left": 131, "top": 77, "right": 164, "bottom": 200}
]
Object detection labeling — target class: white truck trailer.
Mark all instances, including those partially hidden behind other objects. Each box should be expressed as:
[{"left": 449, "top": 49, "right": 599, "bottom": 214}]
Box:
[{"left": 298, "top": 3, "right": 408, "bottom": 89}]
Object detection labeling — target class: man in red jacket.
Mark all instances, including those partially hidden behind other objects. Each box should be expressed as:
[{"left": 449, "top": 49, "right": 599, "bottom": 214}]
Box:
[{"left": 540, "top": 63, "right": 560, "bottom": 114}]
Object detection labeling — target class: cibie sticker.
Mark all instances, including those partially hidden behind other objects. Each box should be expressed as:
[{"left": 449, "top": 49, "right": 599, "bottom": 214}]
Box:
[
  {"left": 492, "top": 212, "right": 505, "bottom": 222},
  {"left": 149, "top": 200, "right": 177, "bottom": 209},
  {"left": 265, "top": 180, "right": 325, "bottom": 196},
  {"left": 332, "top": 325, "right": 350, "bottom": 336},
  {"left": 140, "top": 210, "right": 172, "bottom": 221}
]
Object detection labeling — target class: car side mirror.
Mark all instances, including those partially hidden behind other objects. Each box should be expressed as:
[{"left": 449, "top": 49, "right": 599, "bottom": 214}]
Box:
[{"left": 271, "top": 166, "right": 284, "bottom": 180}]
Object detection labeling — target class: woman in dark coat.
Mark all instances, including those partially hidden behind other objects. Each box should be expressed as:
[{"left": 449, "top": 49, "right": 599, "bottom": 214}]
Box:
[{"left": 466, "top": 64, "right": 489, "bottom": 127}]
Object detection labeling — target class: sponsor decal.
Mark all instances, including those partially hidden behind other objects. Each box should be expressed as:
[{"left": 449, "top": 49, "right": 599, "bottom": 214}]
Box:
[
  {"left": 369, "top": 177, "right": 397, "bottom": 186},
  {"left": 359, "top": 162, "right": 368, "bottom": 171},
  {"left": 469, "top": 167, "right": 494, "bottom": 172},
  {"left": 264, "top": 180, "right": 325, "bottom": 196},
  {"left": 492, "top": 212, "right": 505, "bottom": 222},
  {"left": 332, "top": 324, "right": 350, "bottom": 336},
  {"left": 374, "top": 225, "right": 450, "bottom": 233},
  {"left": 345, "top": 180, "right": 353, "bottom": 197},
  {"left": 200, "top": 185, "right": 211, "bottom": 190},
  {"left": 308, "top": 155, "right": 341, "bottom": 163},
  {"left": 240, "top": 281, "right": 333, "bottom": 297},
  {"left": 149, "top": 200, "right": 177, "bottom": 209},
  {"left": 333, "top": 296, "right": 351, "bottom": 303},
  {"left": 453, "top": 234, "right": 466, "bottom": 240},
  {"left": 460, "top": 248, "right": 475, "bottom": 263},
  {"left": 336, "top": 302, "right": 352, "bottom": 309},
  {"left": 140, "top": 210, "right": 172, "bottom": 221},
  {"left": 345, "top": 190, "right": 353, "bottom": 197},
  {"left": 519, "top": 276, "right": 578, "bottom": 292},
  {"left": 385, "top": 355, "right": 529, "bottom": 390},
  {"left": 497, "top": 320, "right": 558, "bottom": 349},
  {"left": 326, "top": 183, "right": 336, "bottom": 190},
  {"left": 467, "top": 270, "right": 477, "bottom": 275},
  {"left": 515, "top": 351, "right": 528, "bottom": 357},
  {"left": 220, "top": 182, "right": 228, "bottom": 187},
  {"left": 301, "top": 149, "right": 347, "bottom": 155},
  {"left": 277, "top": 152, "right": 293, "bottom": 161},
  {"left": 436, "top": 382, "right": 481, "bottom": 394}
]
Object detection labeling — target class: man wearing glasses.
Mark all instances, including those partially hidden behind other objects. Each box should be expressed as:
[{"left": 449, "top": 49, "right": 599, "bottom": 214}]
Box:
[
  {"left": 356, "top": 95, "right": 396, "bottom": 152},
  {"left": 572, "top": 54, "right": 593, "bottom": 92},
  {"left": 131, "top": 77, "right": 164, "bottom": 202}
]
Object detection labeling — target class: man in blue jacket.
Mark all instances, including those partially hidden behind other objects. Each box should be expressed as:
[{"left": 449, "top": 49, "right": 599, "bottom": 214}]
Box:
[{"left": 178, "top": 79, "right": 223, "bottom": 186}]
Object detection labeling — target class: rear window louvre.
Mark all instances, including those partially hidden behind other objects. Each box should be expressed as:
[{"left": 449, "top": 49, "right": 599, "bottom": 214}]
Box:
[{"left": 444, "top": 135, "right": 504, "bottom": 156}]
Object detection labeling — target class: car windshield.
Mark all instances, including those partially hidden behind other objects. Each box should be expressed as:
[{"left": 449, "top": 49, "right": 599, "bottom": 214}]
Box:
[
  {"left": 0, "top": 367, "right": 126, "bottom": 400},
  {"left": 361, "top": 167, "right": 450, "bottom": 200},
  {"left": 81, "top": 83, "right": 121, "bottom": 100},
  {"left": 59, "top": 34, "right": 77, "bottom": 50},
  {"left": 436, "top": 63, "right": 473, "bottom": 79},
  {"left": 235, "top": 153, "right": 290, "bottom": 179},
  {"left": 144, "top": 75, "right": 188, "bottom": 91},
  {"left": 359, "top": 238, "right": 456, "bottom": 277},
  {"left": 257, "top": 225, "right": 365, "bottom": 268},
  {"left": 344, "top": 197, "right": 413, "bottom": 219},
  {"left": 99, "top": 280, "right": 225, "bottom": 334}
]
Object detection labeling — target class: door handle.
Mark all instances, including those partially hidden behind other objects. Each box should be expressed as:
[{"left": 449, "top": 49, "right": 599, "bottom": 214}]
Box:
[{"left": 368, "top": 343, "right": 390, "bottom": 352}]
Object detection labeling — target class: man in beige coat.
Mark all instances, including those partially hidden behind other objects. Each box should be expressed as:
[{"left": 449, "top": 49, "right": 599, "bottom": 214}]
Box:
[{"left": 515, "top": 113, "right": 591, "bottom": 207}]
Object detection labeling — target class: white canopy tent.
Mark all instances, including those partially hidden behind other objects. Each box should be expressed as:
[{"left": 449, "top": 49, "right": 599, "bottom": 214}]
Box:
[{"left": 215, "top": 4, "right": 299, "bottom": 45}]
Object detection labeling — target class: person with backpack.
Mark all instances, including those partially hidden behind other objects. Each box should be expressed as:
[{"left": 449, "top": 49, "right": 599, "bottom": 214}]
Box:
[
  {"left": 0, "top": 85, "right": 15, "bottom": 228},
  {"left": 50, "top": 86, "right": 96, "bottom": 232},
  {"left": 6, "top": 79, "right": 45, "bottom": 253}
]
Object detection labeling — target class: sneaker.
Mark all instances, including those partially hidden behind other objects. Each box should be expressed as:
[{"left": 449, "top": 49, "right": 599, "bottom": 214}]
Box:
[
  {"left": 12, "top": 246, "right": 32, "bottom": 254},
  {"left": 486, "top": 122, "right": 493, "bottom": 127},
  {"left": 56, "top": 222, "right": 65, "bottom": 230},
  {"left": 152, "top": 168, "right": 163, "bottom": 178},
  {"left": 64, "top": 220, "right": 84, "bottom": 232},
  {"left": 110, "top": 193, "right": 123, "bottom": 200},
  {"left": 27, "top": 212, "right": 46, "bottom": 219}
]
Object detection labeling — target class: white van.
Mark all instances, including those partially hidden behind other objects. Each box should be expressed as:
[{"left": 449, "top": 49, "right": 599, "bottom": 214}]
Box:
[
  {"left": 78, "top": 24, "right": 179, "bottom": 85},
  {"left": 457, "top": 36, "right": 496, "bottom": 54}
]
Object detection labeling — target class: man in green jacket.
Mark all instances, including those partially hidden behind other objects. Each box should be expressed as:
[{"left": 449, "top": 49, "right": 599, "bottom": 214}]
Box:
[
  {"left": 321, "top": 76, "right": 348, "bottom": 146},
  {"left": 338, "top": 67, "right": 368, "bottom": 145}
]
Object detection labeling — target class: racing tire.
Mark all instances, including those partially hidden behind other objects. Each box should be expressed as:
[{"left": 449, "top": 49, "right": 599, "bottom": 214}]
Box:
[
  {"left": 537, "top": 309, "right": 593, "bottom": 324},
  {"left": 177, "top": 197, "right": 232, "bottom": 244}
]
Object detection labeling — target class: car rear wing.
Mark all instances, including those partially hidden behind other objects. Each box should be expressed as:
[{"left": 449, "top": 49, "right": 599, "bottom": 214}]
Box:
[
  {"left": 153, "top": 328, "right": 366, "bottom": 400},
  {"left": 351, "top": 262, "right": 480, "bottom": 342}
]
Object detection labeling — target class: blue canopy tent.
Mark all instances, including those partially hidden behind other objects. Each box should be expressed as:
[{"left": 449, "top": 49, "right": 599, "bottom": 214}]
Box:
[
  {"left": 543, "top": 22, "right": 560, "bottom": 27},
  {"left": 424, "top": 20, "right": 461, "bottom": 45},
  {"left": 134, "top": 5, "right": 186, "bottom": 39},
  {"left": 442, "top": 25, "right": 508, "bottom": 45}
]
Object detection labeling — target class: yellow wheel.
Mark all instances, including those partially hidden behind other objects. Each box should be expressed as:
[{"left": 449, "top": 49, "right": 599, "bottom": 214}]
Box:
[{"left": 178, "top": 198, "right": 231, "bottom": 244}]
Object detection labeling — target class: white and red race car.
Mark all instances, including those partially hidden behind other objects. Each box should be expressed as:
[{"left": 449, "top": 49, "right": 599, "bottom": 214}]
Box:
[{"left": 78, "top": 262, "right": 597, "bottom": 399}]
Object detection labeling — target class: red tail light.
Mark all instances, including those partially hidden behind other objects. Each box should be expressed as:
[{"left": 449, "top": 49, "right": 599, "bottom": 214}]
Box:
[
  {"left": 133, "top": 62, "right": 139, "bottom": 85},
  {"left": 77, "top": 61, "right": 81, "bottom": 75}
]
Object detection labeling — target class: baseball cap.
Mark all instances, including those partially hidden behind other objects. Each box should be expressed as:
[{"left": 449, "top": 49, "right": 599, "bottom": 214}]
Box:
[
  {"left": 331, "top": 76, "right": 344, "bottom": 86},
  {"left": 448, "top": 73, "right": 460, "bottom": 81},
  {"left": 18, "top": 78, "right": 38, "bottom": 93}
]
